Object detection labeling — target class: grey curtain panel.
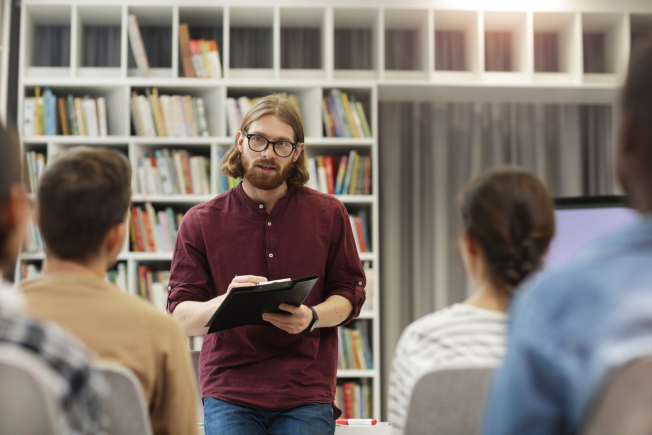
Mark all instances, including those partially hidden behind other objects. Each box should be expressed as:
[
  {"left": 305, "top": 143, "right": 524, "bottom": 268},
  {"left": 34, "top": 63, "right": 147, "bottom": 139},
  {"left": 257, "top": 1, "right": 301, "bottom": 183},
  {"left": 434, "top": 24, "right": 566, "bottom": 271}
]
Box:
[{"left": 379, "top": 101, "right": 614, "bottom": 417}]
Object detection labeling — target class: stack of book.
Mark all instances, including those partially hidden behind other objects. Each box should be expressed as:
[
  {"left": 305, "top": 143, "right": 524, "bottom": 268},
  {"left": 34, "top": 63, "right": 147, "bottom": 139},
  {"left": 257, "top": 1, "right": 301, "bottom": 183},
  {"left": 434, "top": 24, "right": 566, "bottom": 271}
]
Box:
[
  {"left": 129, "top": 203, "right": 183, "bottom": 253},
  {"left": 24, "top": 221, "right": 44, "bottom": 253},
  {"left": 338, "top": 323, "right": 373, "bottom": 371},
  {"left": 226, "top": 93, "right": 302, "bottom": 136},
  {"left": 23, "top": 87, "right": 108, "bottom": 137},
  {"left": 137, "top": 149, "right": 210, "bottom": 196},
  {"left": 322, "top": 89, "right": 371, "bottom": 138},
  {"left": 26, "top": 151, "right": 46, "bottom": 194},
  {"left": 20, "top": 263, "right": 41, "bottom": 282},
  {"left": 335, "top": 380, "right": 373, "bottom": 419},
  {"left": 106, "top": 263, "right": 128, "bottom": 293},
  {"left": 136, "top": 264, "right": 170, "bottom": 312},
  {"left": 178, "top": 24, "right": 222, "bottom": 78},
  {"left": 306, "top": 151, "right": 371, "bottom": 196},
  {"left": 131, "top": 88, "right": 209, "bottom": 137},
  {"left": 360, "top": 261, "right": 374, "bottom": 313},
  {"left": 349, "top": 211, "right": 370, "bottom": 253}
]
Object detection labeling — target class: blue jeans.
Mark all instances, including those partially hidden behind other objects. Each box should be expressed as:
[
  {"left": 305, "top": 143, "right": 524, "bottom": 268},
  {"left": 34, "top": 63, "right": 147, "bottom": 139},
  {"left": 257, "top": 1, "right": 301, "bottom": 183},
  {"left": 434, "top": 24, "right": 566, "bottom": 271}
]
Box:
[{"left": 204, "top": 397, "right": 335, "bottom": 435}]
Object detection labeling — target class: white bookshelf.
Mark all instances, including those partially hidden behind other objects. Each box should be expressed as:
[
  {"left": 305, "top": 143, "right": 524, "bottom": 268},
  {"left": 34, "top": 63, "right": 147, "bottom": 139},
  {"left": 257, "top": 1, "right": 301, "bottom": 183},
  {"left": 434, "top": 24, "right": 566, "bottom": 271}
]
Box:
[{"left": 15, "top": 0, "right": 652, "bottom": 422}]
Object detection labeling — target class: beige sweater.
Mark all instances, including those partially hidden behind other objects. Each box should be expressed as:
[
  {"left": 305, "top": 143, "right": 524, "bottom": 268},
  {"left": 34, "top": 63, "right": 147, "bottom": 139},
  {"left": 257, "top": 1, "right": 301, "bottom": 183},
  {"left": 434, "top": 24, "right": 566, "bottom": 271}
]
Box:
[{"left": 21, "top": 273, "right": 197, "bottom": 435}]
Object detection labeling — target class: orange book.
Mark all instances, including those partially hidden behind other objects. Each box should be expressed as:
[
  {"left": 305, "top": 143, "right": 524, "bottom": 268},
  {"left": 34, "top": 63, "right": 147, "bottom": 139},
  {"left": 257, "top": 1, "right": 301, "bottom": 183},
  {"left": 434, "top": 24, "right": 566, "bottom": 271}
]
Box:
[
  {"left": 349, "top": 328, "right": 362, "bottom": 369},
  {"left": 178, "top": 23, "right": 195, "bottom": 78},
  {"left": 363, "top": 155, "right": 371, "bottom": 195},
  {"left": 57, "top": 97, "right": 68, "bottom": 135},
  {"left": 343, "top": 382, "right": 354, "bottom": 418},
  {"left": 182, "top": 151, "right": 194, "bottom": 194},
  {"left": 141, "top": 209, "right": 157, "bottom": 252},
  {"left": 129, "top": 209, "right": 139, "bottom": 251},
  {"left": 354, "top": 215, "right": 367, "bottom": 252},
  {"left": 131, "top": 206, "right": 145, "bottom": 252},
  {"left": 323, "top": 155, "right": 336, "bottom": 195}
]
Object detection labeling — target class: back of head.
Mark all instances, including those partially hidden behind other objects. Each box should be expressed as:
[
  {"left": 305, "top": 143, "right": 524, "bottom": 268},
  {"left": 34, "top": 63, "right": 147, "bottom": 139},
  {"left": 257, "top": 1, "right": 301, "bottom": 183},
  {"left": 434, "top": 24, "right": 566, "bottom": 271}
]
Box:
[
  {"left": 459, "top": 166, "right": 555, "bottom": 293},
  {"left": 622, "top": 38, "right": 652, "bottom": 133},
  {"left": 0, "top": 124, "right": 23, "bottom": 271},
  {"left": 220, "top": 93, "right": 309, "bottom": 186},
  {"left": 37, "top": 147, "right": 131, "bottom": 263}
]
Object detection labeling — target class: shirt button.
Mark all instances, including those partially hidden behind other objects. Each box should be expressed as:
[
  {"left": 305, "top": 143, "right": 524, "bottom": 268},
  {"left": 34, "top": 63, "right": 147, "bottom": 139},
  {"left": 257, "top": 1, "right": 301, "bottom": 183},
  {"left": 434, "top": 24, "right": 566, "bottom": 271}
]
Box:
[
  {"left": 268, "top": 222, "right": 271, "bottom": 226},
  {"left": 259, "top": 204, "right": 263, "bottom": 209},
  {"left": 168, "top": 286, "right": 171, "bottom": 290},
  {"left": 359, "top": 281, "right": 363, "bottom": 285},
  {"left": 269, "top": 253, "right": 274, "bottom": 258}
]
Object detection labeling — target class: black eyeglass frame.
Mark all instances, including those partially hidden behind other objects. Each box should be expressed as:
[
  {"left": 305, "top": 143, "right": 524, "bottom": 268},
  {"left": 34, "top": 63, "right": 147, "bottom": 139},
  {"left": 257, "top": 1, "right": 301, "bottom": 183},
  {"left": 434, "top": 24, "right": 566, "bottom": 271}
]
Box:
[{"left": 242, "top": 130, "right": 299, "bottom": 158}]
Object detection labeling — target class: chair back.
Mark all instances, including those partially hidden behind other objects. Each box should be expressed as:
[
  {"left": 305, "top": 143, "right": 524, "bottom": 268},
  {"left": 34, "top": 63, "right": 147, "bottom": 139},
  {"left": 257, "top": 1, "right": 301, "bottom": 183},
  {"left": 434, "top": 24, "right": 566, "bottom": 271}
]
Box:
[
  {"left": 405, "top": 365, "right": 495, "bottom": 435},
  {"left": 0, "top": 343, "right": 63, "bottom": 435},
  {"left": 582, "top": 357, "right": 652, "bottom": 435},
  {"left": 190, "top": 350, "right": 203, "bottom": 423},
  {"left": 96, "top": 362, "right": 153, "bottom": 435}
]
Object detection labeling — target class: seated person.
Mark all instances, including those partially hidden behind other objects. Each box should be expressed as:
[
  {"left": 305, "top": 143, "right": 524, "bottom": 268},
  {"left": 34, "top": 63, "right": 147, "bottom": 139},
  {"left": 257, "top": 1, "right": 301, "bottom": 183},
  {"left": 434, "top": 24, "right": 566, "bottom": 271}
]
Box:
[
  {"left": 0, "top": 126, "right": 105, "bottom": 434},
  {"left": 20, "top": 147, "right": 198, "bottom": 435},
  {"left": 481, "top": 41, "right": 652, "bottom": 435},
  {"left": 388, "top": 166, "right": 555, "bottom": 435}
]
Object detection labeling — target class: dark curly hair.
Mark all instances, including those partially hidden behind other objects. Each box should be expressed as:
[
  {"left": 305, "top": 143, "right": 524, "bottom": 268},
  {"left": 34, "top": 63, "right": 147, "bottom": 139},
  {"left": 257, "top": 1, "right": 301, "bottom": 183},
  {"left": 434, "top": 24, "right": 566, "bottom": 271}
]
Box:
[
  {"left": 459, "top": 166, "right": 555, "bottom": 293},
  {"left": 0, "top": 123, "right": 23, "bottom": 271}
]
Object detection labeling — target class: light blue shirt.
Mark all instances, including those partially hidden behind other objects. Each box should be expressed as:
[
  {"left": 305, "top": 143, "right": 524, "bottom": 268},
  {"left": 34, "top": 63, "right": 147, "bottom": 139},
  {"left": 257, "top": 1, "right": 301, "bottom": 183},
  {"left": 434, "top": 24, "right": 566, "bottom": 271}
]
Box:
[{"left": 482, "top": 214, "right": 652, "bottom": 435}]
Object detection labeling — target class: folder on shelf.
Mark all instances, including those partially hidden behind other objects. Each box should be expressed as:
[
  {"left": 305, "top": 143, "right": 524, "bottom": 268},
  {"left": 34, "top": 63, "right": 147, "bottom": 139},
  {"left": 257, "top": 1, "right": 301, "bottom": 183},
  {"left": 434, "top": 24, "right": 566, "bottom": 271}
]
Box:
[{"left": 205, "top": 275, "right": 319, "bottom": 334}]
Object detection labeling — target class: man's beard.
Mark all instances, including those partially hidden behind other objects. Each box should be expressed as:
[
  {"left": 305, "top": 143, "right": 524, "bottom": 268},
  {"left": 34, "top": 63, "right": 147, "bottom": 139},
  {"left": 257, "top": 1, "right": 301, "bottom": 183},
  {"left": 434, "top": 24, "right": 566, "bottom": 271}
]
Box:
[{"left": 241, "top": 152, "right": 293, "bottom": 191}]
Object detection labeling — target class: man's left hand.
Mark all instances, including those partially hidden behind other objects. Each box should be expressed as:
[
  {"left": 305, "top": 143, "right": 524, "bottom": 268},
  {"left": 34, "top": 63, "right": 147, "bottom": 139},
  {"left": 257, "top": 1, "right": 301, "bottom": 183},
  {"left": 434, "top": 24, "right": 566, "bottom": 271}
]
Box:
[{"left": 263, "top": 304, "right": 314, "bottom": 334}]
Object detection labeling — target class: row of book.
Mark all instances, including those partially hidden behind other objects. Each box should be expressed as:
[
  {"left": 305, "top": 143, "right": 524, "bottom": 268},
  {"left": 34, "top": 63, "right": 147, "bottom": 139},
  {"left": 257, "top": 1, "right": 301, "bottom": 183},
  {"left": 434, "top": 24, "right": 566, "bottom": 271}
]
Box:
[
  {"left": 137, "top": 149, "right": 210, "bottom": 196},
  {"left": 338, "top": 323, "right": 373, "bottom": 371},
  {"left": 335, "top": 381, "right": 373, "bottom": 420},
  {"left": 131, "top": 88, "right": 210, "bottom": 138},
  {"left": 349, "top": 212, "right": 371, "bottom": 253},
  {"left": 323, "top": 89, "right": 371, "bottom": 138},
  {"left": 20, "top": 263, "right": 41, "bottom": 282},
  {"left": 106, "top": 263, "right": 128, "bottom": 293},
  {"left": 178, "top": 24, "right": 222, "bottom": 79},
  {"left": 23, "top": 87, "right": 108, "bottom": 137},
  {"left": 26, "top": 152, "right": 46, "bottom": 194},
  {"left": 137, "top": 264, "right": 170, "bottom": 312},
  {"left": 306, "top": 151, "right": 371, "bottom": 196},
  {"left": 130, "top": 204, "right": 183, "bottom": 253},
  {"left": 226, "top": 94, "right": 302, "bottom": 136},
  {"left": 25, "top": 221, "right": 44, "bottom": 253}
]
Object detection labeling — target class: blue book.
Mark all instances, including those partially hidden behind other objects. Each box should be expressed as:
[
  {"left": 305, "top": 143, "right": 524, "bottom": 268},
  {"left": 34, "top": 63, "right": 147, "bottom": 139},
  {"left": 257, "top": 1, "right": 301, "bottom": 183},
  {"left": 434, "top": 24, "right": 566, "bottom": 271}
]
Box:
[
  {"left": 342, "top": 150, "right": 356, "bottom": 195},
  {"left": 217, "top": 149, "right": 228, "bottom": 193},
  {"left": 356, "top": 323, "right": 373, "bottom": 369},
  {"left": 327, "top": 96, "right": 342, "bottom": 137},
  {"left": 45, "top": 88, "right": 57, "bottom": 135}
]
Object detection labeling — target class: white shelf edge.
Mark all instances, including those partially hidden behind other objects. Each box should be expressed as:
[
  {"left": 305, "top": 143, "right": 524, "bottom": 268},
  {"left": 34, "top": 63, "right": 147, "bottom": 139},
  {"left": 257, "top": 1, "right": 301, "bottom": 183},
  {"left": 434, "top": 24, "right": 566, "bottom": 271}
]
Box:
[
  {"left": 131, "top": 194, "right": 214, "bottom": 203},
  {"left": 337, "top": 369, "right": 378, "bottom": 378}
]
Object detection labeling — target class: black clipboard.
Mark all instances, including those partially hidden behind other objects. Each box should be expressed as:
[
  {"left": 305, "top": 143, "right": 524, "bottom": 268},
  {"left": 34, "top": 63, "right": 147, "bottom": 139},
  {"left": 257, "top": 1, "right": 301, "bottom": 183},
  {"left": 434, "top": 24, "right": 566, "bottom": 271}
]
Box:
[{"left": 205, "top": 275, "right": 319, "bottom": 334}]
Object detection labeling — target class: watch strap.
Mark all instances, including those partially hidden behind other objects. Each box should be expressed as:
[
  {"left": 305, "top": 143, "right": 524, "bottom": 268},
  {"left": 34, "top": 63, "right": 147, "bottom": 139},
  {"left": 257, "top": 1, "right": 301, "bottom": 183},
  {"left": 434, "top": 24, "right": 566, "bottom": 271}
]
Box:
[{"left": 308, "top": 306, "right": 319, "bottom": 332}]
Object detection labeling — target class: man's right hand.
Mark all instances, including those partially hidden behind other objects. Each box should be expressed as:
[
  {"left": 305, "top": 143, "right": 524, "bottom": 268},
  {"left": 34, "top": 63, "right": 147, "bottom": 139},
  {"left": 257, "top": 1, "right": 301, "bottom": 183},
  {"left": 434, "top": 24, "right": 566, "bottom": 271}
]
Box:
[{"left": 226, "top": 275, "right": 268, "bottom": 293}]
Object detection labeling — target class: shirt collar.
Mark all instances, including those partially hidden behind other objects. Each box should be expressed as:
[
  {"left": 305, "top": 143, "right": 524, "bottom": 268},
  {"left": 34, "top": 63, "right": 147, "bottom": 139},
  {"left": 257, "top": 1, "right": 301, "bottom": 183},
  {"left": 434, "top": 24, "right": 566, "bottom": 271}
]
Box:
[{"left": 233, "top": 182, "right": 296, "bottom": 216}]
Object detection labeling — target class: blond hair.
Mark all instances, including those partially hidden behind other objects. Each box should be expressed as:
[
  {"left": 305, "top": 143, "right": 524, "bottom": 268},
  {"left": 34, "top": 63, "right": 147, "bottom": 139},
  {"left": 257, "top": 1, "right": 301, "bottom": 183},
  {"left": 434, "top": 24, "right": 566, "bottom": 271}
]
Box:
[{"left": 220, "top": 94, "right": 309, "bottom": 187}]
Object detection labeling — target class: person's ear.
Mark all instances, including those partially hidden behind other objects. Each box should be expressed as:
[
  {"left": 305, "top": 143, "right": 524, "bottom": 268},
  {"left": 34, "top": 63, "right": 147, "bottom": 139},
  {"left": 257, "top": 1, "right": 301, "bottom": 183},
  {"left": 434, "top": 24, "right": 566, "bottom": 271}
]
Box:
[
  {"left": 5, "top": 185, "right": 29, "bottom": 231},
  {"left": 462, "top": 231, "right": 476, "bottom": 257},
  {"left": 237, "top": 130, "right": 245, "bottom": 153},
  {"left": 105, "top": 222, "right": 125, "bottom": 254},
  {"left": 293, "top": 143, "right": 305, "bottom": 163}
]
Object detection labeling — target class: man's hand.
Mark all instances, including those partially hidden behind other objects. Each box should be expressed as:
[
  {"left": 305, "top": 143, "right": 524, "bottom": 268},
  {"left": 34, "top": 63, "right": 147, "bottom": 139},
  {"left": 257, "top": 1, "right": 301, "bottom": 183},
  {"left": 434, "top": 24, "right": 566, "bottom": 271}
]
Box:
[{"left": 263, "top": 304, "right": 314, "bottom": 334}]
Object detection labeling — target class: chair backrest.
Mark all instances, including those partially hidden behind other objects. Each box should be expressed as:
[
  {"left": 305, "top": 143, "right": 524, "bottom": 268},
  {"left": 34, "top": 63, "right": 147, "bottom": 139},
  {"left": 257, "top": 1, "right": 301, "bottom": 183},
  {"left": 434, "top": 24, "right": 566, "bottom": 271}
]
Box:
[
  {"left": 0, "top": 343, "right": 63, "bottom": 435},
  {"left": 581, "top": 357, "right": 652, "bottom": 435},
  {"left": 95, "top": 362, "right": 153, "bottom": 435},
  {"left": 405, "top": 365, "right": 495, "bottom": 435},
  {"left": 190, "top": 350, "right": 203, "bottom": 423}
]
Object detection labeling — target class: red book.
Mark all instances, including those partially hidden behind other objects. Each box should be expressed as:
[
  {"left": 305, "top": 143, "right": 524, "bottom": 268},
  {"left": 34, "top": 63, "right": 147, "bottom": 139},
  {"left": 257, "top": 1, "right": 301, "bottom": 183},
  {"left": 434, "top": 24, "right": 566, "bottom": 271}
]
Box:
[
  {"left": 131, "top": 206, "right": 145, "bottom": 252},
  {"left": 354, "top": 216, "right": 366, "bottom": 252},
  {"left": 324, "top": 155, "right": 336, "bottom": 195},
  {"left": 141, "top": 210, "right": 157, "bottom": 252},
  {"left": 343, "top": 382, "right": 354, "bottom": 419},
  {"left": 363, "top": 155, "right": 371, "bottom": 195}
]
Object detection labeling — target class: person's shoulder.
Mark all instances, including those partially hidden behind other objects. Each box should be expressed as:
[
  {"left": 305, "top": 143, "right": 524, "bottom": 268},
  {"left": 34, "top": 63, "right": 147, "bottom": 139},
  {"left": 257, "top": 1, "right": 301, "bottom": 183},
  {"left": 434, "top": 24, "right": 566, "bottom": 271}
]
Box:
[
  {"left": 295, "top": 185, "right": 348, "bottom": 213},
  {"left": 400, "top": 305, "right": 469, "bottom": 343}
]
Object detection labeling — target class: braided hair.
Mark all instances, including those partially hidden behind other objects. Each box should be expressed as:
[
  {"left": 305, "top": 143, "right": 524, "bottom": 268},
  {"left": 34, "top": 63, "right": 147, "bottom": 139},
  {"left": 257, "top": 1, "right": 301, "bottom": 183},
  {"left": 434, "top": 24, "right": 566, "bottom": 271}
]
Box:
[{"left": 459, "top": 166, "right": 555, "bottom": 292}]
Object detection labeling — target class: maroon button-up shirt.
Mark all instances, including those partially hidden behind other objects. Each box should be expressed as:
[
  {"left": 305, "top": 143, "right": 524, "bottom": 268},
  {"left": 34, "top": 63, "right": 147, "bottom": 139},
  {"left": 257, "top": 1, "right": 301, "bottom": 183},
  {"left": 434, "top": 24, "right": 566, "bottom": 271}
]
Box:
[{"left": 168, "top": 183, "right": 366, "bottom": 412}]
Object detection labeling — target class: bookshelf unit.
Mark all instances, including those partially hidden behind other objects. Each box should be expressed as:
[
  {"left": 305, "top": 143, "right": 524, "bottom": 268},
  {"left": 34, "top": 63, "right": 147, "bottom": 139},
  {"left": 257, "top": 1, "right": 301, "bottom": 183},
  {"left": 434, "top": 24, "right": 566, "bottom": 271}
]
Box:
[{"left": 15, "top": 0, "right": 652, "bottom": 422}]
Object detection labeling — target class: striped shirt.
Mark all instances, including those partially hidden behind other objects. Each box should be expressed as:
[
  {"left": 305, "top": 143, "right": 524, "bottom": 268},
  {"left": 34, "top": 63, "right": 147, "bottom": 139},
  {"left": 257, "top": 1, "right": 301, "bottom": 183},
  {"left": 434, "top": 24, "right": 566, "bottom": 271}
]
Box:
[{"left": 388, "top": 303, "right": 508, "bottom": 435}]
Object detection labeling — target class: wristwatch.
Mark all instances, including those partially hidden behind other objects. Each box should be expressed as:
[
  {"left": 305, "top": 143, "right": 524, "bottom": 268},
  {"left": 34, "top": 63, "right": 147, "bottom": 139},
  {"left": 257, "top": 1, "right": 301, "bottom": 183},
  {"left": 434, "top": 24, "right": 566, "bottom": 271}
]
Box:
[{"left": 307, "top": 306, "right": 319, "bottom": 332}]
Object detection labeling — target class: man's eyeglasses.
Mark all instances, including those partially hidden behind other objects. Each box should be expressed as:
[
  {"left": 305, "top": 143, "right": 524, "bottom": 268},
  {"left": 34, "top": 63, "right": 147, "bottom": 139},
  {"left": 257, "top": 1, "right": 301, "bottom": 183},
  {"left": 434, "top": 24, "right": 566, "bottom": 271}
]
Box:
[{"left": 243, "top": 130, "right": 298, "bottom": 158}]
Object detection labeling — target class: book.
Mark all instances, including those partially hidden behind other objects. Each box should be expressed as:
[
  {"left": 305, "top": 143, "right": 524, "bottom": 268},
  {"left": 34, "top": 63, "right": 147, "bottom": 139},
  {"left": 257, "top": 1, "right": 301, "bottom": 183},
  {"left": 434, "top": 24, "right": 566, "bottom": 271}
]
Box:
[
  {"left": 324, "top": 155, "right": 336, "bottom": 195},
  {"left": 316, "top": 156, "right": 328, "bottom": 194},
  {"left": 348, "top": 152, "right": 360, "bottom": 195},
  {"left": 355, "top": 101, "right": 372, "bottom": 138},
  {"left": 342, "top": 150, "right": 357, "bottom": 195},
  {"left": 208, "top": 40, "right": 222, "bottom": 79},
  {"left": 189, "top": 40, "right": 206, "bottom": 78},
  {"left": 127, "top": 14, "right": 150, "bottom": 77},
  {"left": 23, "top": 97, "right": 35, "bottom": 136},
  {"left": 178, "top": 24, "right": 196, "bottom": 78},
  {"left": 97, "top": 97, "right": 108, "bottom": 136},
  {"left": 82, "top": 97, "right": 99, "bottom": 136},
  {"left": 334, "top": 155, "right": 348, "bottom": 195},
  {"left": 357, "top": 211, "right": 370, "bottom": 252},
  {"left": 149, "top": 88, "right": 167, "bottom": 136},
  {"left": 307, "top": 156, "right": 319, "bottom": 192}
]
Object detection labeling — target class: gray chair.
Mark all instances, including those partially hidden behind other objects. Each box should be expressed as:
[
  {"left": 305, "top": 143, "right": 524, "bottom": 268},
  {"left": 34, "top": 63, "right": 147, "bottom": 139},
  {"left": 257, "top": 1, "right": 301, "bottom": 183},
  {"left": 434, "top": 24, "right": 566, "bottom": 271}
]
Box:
[
  {"left": 582, "top": 357, "right": 652, "bottom": 435},
  {"left": 0, "top": 343, "right": 64, "bottom": 435},
  {"left": 404, "top": 365, "right": 495, "bottom": 435},
  {"left": 190, "top": 350, "right": 203, "bottom": 423},
  {"left": 96, "top": 362, "right": 153, "bottom": 435}
]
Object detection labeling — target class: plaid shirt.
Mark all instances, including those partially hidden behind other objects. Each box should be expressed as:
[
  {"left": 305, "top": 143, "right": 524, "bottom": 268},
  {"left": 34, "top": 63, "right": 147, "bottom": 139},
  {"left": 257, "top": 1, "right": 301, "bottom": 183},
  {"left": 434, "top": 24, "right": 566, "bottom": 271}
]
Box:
[{"left": 0, "top": 283, "right": 107, "bottom": 435}]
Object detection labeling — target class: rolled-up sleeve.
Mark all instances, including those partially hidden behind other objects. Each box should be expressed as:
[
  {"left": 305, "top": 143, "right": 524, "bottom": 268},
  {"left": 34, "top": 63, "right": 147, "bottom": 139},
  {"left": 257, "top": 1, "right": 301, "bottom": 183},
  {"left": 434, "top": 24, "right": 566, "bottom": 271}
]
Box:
[
  {"left": 323, "top": 201, "right": 366, "bottom": 325},
  {"left": 167, "top": 208, "right": 213, "bottom": 313}
]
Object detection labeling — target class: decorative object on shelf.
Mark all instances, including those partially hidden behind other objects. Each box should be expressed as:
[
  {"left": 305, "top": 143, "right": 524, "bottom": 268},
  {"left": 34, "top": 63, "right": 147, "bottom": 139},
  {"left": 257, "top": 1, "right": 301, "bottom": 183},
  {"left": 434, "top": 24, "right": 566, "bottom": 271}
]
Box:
[{"left": 131, "top": 88, "right": 209, "bottom": 137}]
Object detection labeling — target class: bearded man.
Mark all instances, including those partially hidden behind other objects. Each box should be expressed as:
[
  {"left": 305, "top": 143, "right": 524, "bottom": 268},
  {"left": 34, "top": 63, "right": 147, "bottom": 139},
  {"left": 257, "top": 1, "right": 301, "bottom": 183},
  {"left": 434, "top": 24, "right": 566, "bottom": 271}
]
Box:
[{"left": 168, "top": 94, "right": 366, "bottom": 435}]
